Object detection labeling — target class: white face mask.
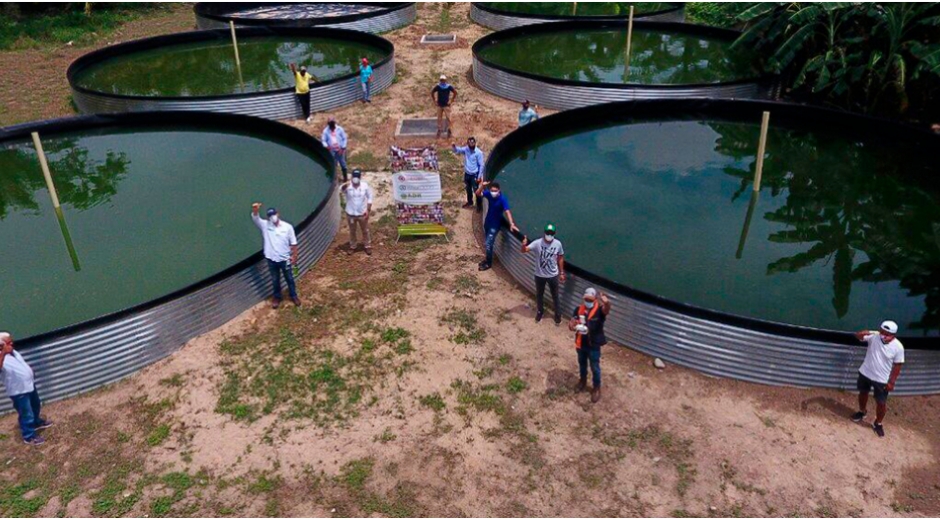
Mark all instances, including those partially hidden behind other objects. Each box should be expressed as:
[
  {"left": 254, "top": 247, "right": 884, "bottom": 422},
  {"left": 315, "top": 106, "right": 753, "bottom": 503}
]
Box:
[
  {"left": 352, "top": 178, "right": 361, "bottom": 186},
  {"left": 544, "top": 235, "right": 554, "bottom": 243},
  {"left": 490, "top": 190, "right": 499, "bottom": 197},
  {"left": 271, "top": 215, "right": 280, "bottom": 225},
  {"left": 584, "top": 300, "right": 595, "bottom": 309}
]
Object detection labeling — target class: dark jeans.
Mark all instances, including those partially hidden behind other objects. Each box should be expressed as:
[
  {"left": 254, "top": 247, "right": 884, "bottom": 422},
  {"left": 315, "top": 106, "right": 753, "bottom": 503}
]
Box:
[
  {"left": 578, "top": 348, "right": 602, "bottom": 388},
  {"left": 483, "top": 226, "right": 499, "bottom": 266},
  {"left": 464, "top": 173, "right": 478, "bottom": 205},
  {"left": 10, "top": 389, "right": 44, "bottom": 440},
  {"left": 267, "top": 259, "right": 298, "bottom": 301},
  {"left": 535, "top": 275, "right": 560, "bottom": 320},
  {"left": 331, "top": 149, "right": 348, "bottom": 181},
  {"left": 297, "top": 92, "right": 311, "bottom": 119}
]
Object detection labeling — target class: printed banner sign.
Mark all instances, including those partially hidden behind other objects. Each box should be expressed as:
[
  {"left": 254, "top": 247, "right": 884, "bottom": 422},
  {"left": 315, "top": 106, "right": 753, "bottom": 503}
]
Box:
[
  {"left": 392, "top": 171, "right": 442, "bottom": 205},
  {"left": 390, "top": 145, "right": 439, "bottom": 172}
]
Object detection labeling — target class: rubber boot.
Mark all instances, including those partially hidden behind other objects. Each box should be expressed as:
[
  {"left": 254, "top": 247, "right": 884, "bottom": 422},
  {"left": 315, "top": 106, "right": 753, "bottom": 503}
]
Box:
[{"left": 577, "top": 377, "right": 587, "bottom": 392}]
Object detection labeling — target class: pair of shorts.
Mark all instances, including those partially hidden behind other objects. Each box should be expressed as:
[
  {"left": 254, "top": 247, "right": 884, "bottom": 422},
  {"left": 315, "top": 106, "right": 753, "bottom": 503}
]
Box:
[{"left": 857, "top": 372, "right": 889, "bottom": 404}]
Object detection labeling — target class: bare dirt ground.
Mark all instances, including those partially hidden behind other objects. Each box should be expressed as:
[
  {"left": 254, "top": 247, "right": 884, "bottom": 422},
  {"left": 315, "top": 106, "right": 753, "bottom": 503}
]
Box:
[{"left": 1, "top": 3, "right": 938, "bottom": 518}]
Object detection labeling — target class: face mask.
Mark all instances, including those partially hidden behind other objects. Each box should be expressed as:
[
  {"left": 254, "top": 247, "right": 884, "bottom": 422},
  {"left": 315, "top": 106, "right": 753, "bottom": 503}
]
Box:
[
  {"left": 352, "top": 178, "right": 361, "bottom": 186},
  {"left": 584, "top": 301, "right": 595, "bottom": 309},
  {"left": 271, "top": 216, "right": 279, "bottom": 225},
  {"left": 544, "top": 235, "right": 554, "bottom": 243},
  {"left": 490, "top": 190, "right": 499, "bottom": 197}
]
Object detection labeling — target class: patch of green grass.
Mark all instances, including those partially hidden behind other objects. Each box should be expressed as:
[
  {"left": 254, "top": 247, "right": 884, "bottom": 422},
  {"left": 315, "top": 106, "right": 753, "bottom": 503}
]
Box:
[
  {"left": 374, "top": 428, "right": 397, "bottom": 444},
  {"left": 440, "top": 309, "right": 486, "bottom": 345},
  {"left": 453, "top": 274, "right": 482, "bottom": 295},
  {"left": 349, "top": 150, "right": 384, "bottom": 172},
  {"left": 426, "top": 276, "right": 444, "bottom": 290},
  {"left": 671, "top": 509, "right": 693, "bottom": 518},
  {"left": 498, "top": 354, "right": 512, "bottom": 365},
  {"left": 0, "top": 479, "right": 49, "bottom": 516},
  {"left": 150, "top": 496, "right": 175, "bottom": 517},
  {"left": 419, "top": 392, "right": 446, "bottom": 412},
  {"left": 341, "top": 458, "right": 375, "bottom": 490},
  {"left": 506, "top": 376, "right": 527, "bottom": 394},
  {"left": 159, "top": 373, "right": 185, "bottom": 387},
  {"left": 146, "top": 424, "right": 171, "bottom": 447},
  {"left": 0, "top": 4, "right": 172, "bottom": 50},
  {"left": 116, "top": 430, "right": 131, "bottom": 443},
  {"left": 451, "top": 379, "right": 504, "bottom": 415},
  {"left": 247, "top": 474, "right": 279, "bottom": 495},
  {"left": 381, "top": 327, "right": 410, "bottom": 343}
]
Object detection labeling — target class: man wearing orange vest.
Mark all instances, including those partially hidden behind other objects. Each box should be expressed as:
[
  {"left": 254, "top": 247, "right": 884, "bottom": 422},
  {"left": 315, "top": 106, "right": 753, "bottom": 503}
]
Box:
[{"left": 568, "top": 287, "right": 611, "bottom": 403}]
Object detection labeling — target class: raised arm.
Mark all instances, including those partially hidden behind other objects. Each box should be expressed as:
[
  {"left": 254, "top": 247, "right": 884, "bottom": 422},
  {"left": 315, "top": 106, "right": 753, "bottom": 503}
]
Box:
[
  {"left": 599, "top": 292, "right": 611, "bottom": 315},
  {"left": 854, "top": 330, "right": 872, "bottom": 342},
  {"left": 475, "top": 180, "right": 489, "bottom": 197},
  {"left": 289, "top": 63, "right": 297, "bottom": 74},
  {"left": 251, "top": 202, "right": 264, "bottom": 230}
]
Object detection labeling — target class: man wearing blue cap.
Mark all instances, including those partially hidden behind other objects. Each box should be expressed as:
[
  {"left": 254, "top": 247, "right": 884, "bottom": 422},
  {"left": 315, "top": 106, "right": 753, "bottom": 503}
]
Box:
[
  {"left": 852, "top": 320, "right": 904, "bottom": 437},
  {"left": 252, "top": 202, "right": 300, "bottom": 309}
]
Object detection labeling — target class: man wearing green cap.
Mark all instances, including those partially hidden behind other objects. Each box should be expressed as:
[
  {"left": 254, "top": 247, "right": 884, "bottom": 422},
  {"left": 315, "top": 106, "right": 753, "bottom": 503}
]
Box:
[{"left": 521, "top": 223, "right": 565, "bottom": 325}]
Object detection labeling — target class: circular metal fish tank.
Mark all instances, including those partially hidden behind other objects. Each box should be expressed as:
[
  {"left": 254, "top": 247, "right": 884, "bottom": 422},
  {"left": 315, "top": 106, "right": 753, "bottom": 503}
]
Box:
[
  {"left": 0, "top": 111, "right": 340, "bottom": 412},
  {"left": 194, "top": 2, "right": 417, "bottom": 34},
  {"left": 484, "top": 99, "right": 940, "bottom": 394},
  {"left": 470, "top": 2, "right": 685, "bottom": 30},
  {"left": 67, "top": 26, "right": 395, "bottom": 120},
  {"left": 473, "top": 20, "right": 776, "bottom": 110}
]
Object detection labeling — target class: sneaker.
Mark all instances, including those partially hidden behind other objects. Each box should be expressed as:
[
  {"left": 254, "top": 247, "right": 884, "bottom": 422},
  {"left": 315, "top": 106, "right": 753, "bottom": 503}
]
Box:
[
  {"left": 851, "top": 411, "right": 867, "bottom": 422},
  {"left": 365, "top": 247, "right": 372, "bottom": 256},
  {"left": 872, "top": 423, "right": 885, "bottom": 437},
  {"left": 554, "top": 316, "right": 562, "bottom": 326},
  {"left": 462, "top": 203, "right": 473, "bottom": 209},
  {"left": 23, "top": 435, "right": 45, "bottom": 446},
  {"left": 478, "top": 263, "right": 491, "bottom": 272},
  {"left": 34, "top": 419, "right": 53, "bottom": 431},
  {"left": 272, "top": 299, "right": 281, "bottom": 309},
  {"left": 291, "top": 297, "right": 302, "bottom": 307},
  {"left": 535, "top": 312, "right": 543, "bottom": 323}
]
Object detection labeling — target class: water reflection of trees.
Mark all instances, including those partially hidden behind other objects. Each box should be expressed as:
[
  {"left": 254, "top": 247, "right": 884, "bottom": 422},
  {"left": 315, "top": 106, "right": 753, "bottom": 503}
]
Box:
[
  {"left": 710, "top": 121, "right": 940, "bottom": 334},
  {"left": 0, "top": 136, "right": 130, "bottom": 219},
  {"left": 481, "top": 29, "right": 757, "bottom": 85},
  {"left": 78, "top": 37, "right": 382, "bottom": 96}
]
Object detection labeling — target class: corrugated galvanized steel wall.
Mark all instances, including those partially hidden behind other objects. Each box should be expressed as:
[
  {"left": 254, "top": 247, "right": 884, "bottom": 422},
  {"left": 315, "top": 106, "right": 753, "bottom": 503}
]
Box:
[
  {"left": 0, "top": 113, "right": 342, "bottom": 414},
  {"left": 473, "top": 55, "right": 773, "bottom": 110},
  {"left": 68, "top": 27, "right": 395, "bottom": 121},
  {"left": 483, "top": 98, "right": 940, "bottom": 395},
  {"left": 489, "top": 222, "right": 940, "bottom": 396},
  {"left": 195, "top": 3, "right": 417, "bottom": 34},
  {"left": 470, "top": 2, "right": 686, "bottom": 31}
]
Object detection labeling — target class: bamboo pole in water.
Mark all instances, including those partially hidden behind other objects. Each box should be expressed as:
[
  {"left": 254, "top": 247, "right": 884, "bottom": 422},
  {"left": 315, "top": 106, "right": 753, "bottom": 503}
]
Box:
[
  {"left": 31, "top": 132, "right": 81, "bottom": 271},
  {"left": 735, "top": 190, "right": 760, "bottom": 260},
  {"left": 753, "top": 111, "right": 770, "bottom": 191},
  {"left": 229, "top": 21, "right": 245, "bottom": 91},
  {"left": 624, "top": 6, "right": 635, "bottom": 82}
]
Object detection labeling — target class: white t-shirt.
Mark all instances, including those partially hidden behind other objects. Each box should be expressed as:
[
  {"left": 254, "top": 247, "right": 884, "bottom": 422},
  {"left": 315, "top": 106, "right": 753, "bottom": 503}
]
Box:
[
  {"left": 343, "top": 181, "right": 374, "bottom": 217},
  {"left": 527, "top": 237, "right": 564, "bottom": 278},
  {"left": 2, "top": 350, "right": 35, "bottom": 397},
  {"left": 252, "top": 214, "right": 297, "bottom": 262},
  {"left": 859, "top": 333, "right": 905, "bottom": 384}
]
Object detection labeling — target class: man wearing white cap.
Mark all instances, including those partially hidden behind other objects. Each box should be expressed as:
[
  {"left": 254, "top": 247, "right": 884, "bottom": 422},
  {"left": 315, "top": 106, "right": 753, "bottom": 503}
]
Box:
[
  {"left": 431, "top": 74, "right": 457, "bottom": 137},
  {"left": 852, "top": 320, "right": 904, "bottom": 437},
  {"left": 568, "top": 287, "right": 611, "bottom": 403}
]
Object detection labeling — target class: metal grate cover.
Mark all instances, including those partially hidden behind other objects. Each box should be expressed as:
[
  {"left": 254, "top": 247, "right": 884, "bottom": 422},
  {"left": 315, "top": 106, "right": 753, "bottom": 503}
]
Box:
[
  {"left": 396, "top": 118, "right": 447, "bottom": 136},
  {"left": 420, "top": 34, "right": 457, "bottom": 44}
]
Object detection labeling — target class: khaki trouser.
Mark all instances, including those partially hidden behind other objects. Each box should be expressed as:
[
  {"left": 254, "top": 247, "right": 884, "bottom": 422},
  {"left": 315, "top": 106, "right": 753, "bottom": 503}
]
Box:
[
  {"left": 436, "top": 105, "right": 451, "bottom": 133},
  {"left": 347, "top": 214, "right": 371, "bottom": 249}
]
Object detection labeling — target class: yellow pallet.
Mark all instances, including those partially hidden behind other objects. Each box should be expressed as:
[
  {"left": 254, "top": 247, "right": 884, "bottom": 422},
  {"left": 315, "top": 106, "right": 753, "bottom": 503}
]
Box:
[{"left": 397, "top": 223, "right": 449, "bottom": 242}]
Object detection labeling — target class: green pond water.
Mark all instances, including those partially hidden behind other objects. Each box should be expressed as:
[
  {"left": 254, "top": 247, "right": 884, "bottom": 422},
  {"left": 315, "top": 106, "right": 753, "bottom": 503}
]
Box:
[
  {"left": 477, "top": 27, "right": 758, "bottom": 85},
  {"left": 482, "top": 3, "right": 671, "bottom": 17},
  {"left": 493, "top": 120, "right": 940, "bottom": 335},
  {"left": 73, "top": 36, "right": 386, "bottom": 97},
  {"left": 0, "top": 125, "right": 330, "bottom": 338}
]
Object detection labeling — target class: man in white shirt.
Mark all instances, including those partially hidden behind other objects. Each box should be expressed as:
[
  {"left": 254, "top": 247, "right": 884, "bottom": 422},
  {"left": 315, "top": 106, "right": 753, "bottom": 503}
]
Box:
[
  {"left": 252, "top": 204, "right": 300, "bottom": 308},
  {"left": 1, "top": 332, "right": 52, "bottom": 445},
  {"left": 852, "top": 320, "right": 905, "bottom": 437},
  {"left": 520, "top": 223, "right": 566, "bottom": 325},
  {"left": 342, "top": 169, "right": 374, "bottom": 256},
  {"left": 321, "top": 117, "right": 349, "bottom": 182}
]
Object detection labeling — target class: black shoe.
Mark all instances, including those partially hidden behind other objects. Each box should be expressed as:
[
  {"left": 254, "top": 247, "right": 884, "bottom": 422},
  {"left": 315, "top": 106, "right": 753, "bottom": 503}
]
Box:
[
  {"left": 478, "top": 263, "right": 491, "bottom": 272},
  {"left": 554, "top": 316, "right": 562, "bottom": 326},
  {"left": 23, "top": 436, "right": 45, "bottom": 446},
  {"left": 462, "top": 203, "right": 473, "bottom": 209},
  {"left": 535, "top": 312, "right": 543, "bottom": 323},
  {"left": 34, "top": 419, "right": 53, "bottom": 431},
  {"left": 272, "top": 299, "right": 281, "bottom": 309},
  {"left": 872, "top": 422, "right": 885, "bottom": 437},
  {"left": 851, "top": 411, "right": 867, "bottom": 422}
]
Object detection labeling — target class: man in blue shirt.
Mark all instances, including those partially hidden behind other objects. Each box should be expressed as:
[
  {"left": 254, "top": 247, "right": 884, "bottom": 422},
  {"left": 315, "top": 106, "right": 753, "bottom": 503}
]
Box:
[
  {"left": 474, "top": 181, "right": 519, "bottom": 271},
  {"left": 321, "top": 117, "right": 349, "bottom": 181},
  {"left": 518, "top": 100, "right": 539, "bottom": 127},
  {"left": 359, "top": 58, "right": 373, "bottom": 103},
  {"left": 452, "top": 137, "right": 485, "bottom": 209},
  {"left": 431, "top": 74, "right": 457, "bottom": 137}
]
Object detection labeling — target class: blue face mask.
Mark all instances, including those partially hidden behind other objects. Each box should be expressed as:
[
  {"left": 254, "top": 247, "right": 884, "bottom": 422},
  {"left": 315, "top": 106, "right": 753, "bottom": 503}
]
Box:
[{"left": 584, "top": 301, "right": 595, "bottom": 309}]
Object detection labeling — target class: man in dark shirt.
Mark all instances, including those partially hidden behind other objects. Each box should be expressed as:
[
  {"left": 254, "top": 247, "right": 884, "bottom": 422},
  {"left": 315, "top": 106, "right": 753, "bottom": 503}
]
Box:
[
  {"left": 431, "top": 74, "right": 457, "bottom": 138},
  {"left": 568, "top": 288, "right": 611, "bottom": 403},
  {"left": 474, "top": 181, "right": 519, "bottom": 271}
]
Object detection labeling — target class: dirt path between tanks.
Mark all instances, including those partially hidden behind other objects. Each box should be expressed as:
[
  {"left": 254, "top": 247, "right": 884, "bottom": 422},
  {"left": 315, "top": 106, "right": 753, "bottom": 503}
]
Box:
[{"left": 1, "top": 3, "right": 938, "bottom": 517}]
